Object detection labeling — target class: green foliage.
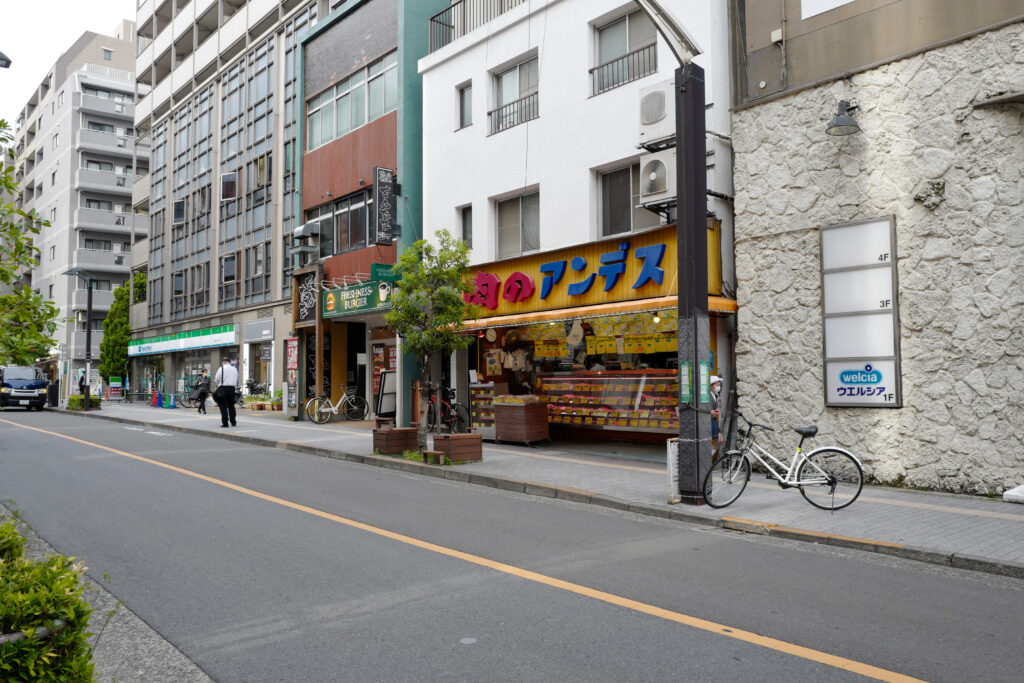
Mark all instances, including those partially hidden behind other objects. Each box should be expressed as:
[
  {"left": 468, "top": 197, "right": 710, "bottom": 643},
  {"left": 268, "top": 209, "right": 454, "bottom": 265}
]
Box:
[
  {"left": 384, "top": 230, "right": 475, "bottom": 445},
  {"left": 132, "top": 270, "right": 146, "bottom": 304},
  {"left": 0, "top": 521, "right": 25, "bottom": 562},
  {"left": 0, "top": 120, "right": 60, "bottom": 365},
  {"left": 98, "top": 283, "right": 130, "bottom": 381},
  {"left": 66, "top": 395, "right": 102, "bottom": 410},
  {"left": 0, "top": 526, "right": 94, "bottom": 682}
]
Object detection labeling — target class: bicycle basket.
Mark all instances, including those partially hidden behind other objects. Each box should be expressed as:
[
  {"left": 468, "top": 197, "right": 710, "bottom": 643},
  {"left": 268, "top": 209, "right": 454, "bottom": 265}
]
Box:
[{"left": 345, "top": 385, "right": 359, "bottom": 395}]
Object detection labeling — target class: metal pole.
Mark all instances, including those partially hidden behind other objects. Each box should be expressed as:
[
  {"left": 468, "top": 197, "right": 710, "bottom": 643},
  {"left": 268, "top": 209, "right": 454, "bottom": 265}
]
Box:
[
  {"left": 84, "top": 280, "right": 93, "bottom": 412},
  {"left": 675, "top": 63, "right": 711, "bottom": 504}
]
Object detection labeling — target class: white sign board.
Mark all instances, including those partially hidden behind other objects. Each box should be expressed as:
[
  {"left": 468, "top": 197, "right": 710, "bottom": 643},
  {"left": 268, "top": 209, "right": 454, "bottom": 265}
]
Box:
[{"left": 820, "top": 217, "right": 901, "bottom": 408}]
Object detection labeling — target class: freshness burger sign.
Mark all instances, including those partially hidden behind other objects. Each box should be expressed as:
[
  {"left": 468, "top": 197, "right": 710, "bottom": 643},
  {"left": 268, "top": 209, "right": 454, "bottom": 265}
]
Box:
[{"left": 322, "top": 280, "right": 393, "bottom": 318}]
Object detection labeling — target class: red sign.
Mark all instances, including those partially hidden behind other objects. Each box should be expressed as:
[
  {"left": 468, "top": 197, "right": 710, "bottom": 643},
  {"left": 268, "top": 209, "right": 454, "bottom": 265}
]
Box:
[{"left": 285, "top": 337, "right": 299, "bottom": 370}]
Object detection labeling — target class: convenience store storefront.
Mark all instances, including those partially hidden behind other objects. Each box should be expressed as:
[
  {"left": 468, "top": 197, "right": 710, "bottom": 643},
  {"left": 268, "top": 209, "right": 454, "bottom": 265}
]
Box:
[
  {"left": 458, "top": 225, "right": 736, "bottom": 442},
  {"left": 128, "top": 324, "right": 240, "bottom": 397}
]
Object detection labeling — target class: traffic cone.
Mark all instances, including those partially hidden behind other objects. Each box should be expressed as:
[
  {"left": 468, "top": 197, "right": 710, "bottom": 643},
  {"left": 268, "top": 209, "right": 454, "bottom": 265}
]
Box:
[
  {"left": 156, "top": 391, "right": 162, "bottom": 407},
  {"left": 151, "top": 390, "right": 157, "bottom": 406},
  {"left": 169, "top": 391, "right": 177, "bottom": 409}
]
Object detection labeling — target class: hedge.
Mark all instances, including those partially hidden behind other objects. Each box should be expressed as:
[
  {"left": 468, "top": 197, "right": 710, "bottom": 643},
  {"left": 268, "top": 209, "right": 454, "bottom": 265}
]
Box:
[
  {"left": 0, "top": 524, "right": 94, "bottom": 681},
  {"left": 66, "top": 395, "right": 102, "bottom": 411}
]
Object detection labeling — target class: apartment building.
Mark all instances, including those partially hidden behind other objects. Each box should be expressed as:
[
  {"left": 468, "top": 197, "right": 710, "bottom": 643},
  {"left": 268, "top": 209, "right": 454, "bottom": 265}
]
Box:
[
  {"left": 129, "top": 0, "right": 320, "bottom": 399},
  {"left": 729, "top": 0, "right": 1024, "bottom": 492},
  {"left": 416, "top": 0, "right": 735, "bottom": 444},
  {"left": 10, "top": 21, "right": 145, "bottom": 402}
]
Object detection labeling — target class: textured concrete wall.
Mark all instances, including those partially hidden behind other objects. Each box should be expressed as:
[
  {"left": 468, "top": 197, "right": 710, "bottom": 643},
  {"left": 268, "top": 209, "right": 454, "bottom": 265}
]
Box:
[{"left": 731, "top": 22, "right": 1024, "bottom": 494}]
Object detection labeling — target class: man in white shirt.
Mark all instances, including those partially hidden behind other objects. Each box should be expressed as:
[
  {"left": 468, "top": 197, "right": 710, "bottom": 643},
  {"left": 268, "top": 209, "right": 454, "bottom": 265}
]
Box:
[{"left": 214, "top": 358, "right": 239, "bottom": 427}]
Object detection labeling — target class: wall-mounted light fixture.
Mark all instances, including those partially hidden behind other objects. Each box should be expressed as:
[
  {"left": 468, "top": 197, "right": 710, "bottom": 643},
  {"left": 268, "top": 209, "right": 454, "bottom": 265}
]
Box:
[
  {"left": 0, "top": 51, "right": 11, "bottom": 69},
  {"left": 826, "top": 100, "right": 860, "bottom": 136},
  {"left": 653, "top": 312, "right": 661, "bottom": 324}
]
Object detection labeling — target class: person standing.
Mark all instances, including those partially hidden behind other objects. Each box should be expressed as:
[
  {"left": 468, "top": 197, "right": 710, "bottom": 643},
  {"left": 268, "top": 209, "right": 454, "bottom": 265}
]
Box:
[
  {"left": 214, "top": 358, "right": 239, "bottom": 428},
  {"left": 196, "top": 369, "right": 211, "bottom": 414},
  {"left": 709, "top": 375, "right": 723, "bottom": 456}
]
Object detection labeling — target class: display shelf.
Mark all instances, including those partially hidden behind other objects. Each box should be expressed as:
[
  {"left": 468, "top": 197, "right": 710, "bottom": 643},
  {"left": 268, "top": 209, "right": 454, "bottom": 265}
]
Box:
[
  {"left": 538, "top": 372, "right": 679, "bottom": 433},
  {"left": 470, "top": 383, "right": 496, "bottom": 440}
]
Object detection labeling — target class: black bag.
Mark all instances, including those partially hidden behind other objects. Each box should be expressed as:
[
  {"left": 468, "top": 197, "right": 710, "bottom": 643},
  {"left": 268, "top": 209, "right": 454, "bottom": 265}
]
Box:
[
  {"left": 189, "top": 389, "right": 201, "bottom": 400},
  {"left": 213, "top": 386, "right": 227, "bottom": 404}
]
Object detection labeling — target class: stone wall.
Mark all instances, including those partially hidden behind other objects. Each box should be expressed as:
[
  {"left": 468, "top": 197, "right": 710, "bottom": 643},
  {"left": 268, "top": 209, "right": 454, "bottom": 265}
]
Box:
[{"left": 731, "top": 22, "right": 1024, "bottom": 493}]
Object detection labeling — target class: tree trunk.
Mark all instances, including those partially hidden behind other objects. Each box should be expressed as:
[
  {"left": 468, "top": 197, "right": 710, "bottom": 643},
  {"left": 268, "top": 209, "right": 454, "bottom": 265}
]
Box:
[{"left": 417, "top": 354, "right": 432, "bottom": 451}]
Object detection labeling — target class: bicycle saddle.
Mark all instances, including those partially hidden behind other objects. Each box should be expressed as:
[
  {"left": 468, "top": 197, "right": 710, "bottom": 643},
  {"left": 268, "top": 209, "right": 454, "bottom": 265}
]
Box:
[{"left": 794, "top": 426, "right": 818, "bottom": 437}]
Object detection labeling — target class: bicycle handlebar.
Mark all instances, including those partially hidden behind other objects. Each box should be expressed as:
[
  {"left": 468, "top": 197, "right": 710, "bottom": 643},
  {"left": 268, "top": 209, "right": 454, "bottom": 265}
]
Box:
[{"left": 734, "top": 411, "right": 774, "bottom": 432}]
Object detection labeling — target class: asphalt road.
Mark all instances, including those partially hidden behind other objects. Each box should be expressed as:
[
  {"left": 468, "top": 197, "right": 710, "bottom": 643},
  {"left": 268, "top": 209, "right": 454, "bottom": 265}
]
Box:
[{"left": 1, "top": 410, "right": 1020, "bottom": 682}]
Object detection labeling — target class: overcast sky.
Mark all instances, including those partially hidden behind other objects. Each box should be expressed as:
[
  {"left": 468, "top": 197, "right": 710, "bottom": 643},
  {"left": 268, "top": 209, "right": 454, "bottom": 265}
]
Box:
[{"left": 1, "top": 0, "right": 136, "bottom": 128}]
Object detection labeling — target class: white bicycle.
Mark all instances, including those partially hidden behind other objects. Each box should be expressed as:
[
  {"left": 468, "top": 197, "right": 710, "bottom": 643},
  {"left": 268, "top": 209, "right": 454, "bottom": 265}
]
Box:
[
  {"left": 304, "top": 384, "right": 369, "bottom": 423},
  {"left": 703, "top": 411, "right": 864, "bottom": 511}
]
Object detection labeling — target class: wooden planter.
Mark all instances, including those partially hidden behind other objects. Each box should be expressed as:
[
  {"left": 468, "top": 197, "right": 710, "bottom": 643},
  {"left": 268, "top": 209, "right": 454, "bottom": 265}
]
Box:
[
  {"left": 494, "top": 403, "right": 550, "bottom": 445},
  {"left": 433, "top": 432, "right": 483, "bottom": 463},
  {"left": 373, "top": 427, "right": 419, "bottom": 454},
  {"left": 270, "top": 403, "right": 283, "bottom": 411}
]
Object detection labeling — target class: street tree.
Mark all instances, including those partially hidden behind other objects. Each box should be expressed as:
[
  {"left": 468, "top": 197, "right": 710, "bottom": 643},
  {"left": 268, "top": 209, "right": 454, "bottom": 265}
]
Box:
[
  {"left": 132, "top": 270, "right": 146, "bottom": 304},
  {"left": 98, "top": 282, "right": 130, "bottom": 382},
  {"left": 384, "top": 229, "right": 475, "bottom": 449},
  {"left": 0, "top": 120, "right": 59, "bottom": 365}
]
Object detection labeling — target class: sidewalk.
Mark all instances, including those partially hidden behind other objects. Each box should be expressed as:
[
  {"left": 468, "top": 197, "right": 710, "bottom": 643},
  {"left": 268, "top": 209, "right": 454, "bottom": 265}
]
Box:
[{"left": 66, "top": 402, "right": 1024, "bottom": 579}]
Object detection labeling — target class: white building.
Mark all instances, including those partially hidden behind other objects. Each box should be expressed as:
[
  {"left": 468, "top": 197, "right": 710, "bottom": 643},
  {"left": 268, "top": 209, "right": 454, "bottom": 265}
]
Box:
[
  {"left": 417, "top": 0, "right": 735, "bottom": 446},
  {"left": 10, "top": 21, "right": 145, "bottom": 400}
]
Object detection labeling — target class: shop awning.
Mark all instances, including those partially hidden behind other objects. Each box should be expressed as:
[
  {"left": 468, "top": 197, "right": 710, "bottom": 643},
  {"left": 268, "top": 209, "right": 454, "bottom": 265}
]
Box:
[{"left": 459, "top": 295, "right": 737, "bottom": 331}]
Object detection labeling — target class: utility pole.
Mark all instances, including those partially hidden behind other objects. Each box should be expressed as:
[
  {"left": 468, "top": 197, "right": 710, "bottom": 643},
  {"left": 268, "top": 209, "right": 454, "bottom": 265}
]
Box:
[{"left": 634, "top": 1, "right": 711, "bottom": 503}]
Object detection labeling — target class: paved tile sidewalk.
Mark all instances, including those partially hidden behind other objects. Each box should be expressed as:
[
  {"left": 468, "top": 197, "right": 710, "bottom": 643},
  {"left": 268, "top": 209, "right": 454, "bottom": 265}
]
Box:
[{"left": 67, "top": 403, "right": 1024, "bottom": 577}]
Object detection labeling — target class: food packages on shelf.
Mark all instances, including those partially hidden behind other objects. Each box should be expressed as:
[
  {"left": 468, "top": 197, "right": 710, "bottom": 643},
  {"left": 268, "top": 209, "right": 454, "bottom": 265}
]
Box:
[{"left": 493, "top": 394, "right": 545, "bottom": 406}]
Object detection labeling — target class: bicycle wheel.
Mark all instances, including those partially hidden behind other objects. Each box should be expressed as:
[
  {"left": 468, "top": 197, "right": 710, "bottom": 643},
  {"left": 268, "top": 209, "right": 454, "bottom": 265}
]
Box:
[
  {"left": 702, "top": 451, "right": 751, "bottom": 509},
  {"left": 343, "top": 395, "right": 369, "bottom": 421},
  {"left": 178, "top": 391, "right": 194, "bottom": 408},
  {"left": 426, "top": 403, "right": 438, "bottom": 432},
  {"left": 305, "top": 397, "right": 332, "bottom": 424},
  {"left": 450, "top": 402, "right": 470, "bottom": 434},
  {"left": 797, "top": 448, "right": 864, "bottom": 510}
]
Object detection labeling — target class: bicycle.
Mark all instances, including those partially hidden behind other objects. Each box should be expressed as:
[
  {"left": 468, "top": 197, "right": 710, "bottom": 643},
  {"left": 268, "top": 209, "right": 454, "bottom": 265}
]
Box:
[
  {"left": 702, "top": 411, "right": 864, "bottom": 511},
  {"left": 305, "top": 384, "right": 369, "bottom": 423},
  {"left": 424, "top": 387, "right": 470, "bottom": 434}
]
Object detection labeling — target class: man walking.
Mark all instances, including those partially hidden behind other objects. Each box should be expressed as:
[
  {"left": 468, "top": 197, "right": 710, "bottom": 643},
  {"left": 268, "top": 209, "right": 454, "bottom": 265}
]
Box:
[{"left": 214, "top": 358, "right": 239, "bottom": 428}]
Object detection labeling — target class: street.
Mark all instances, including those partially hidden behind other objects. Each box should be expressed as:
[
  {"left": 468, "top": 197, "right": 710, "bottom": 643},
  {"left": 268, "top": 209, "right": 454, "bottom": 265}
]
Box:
[{"left": 1, "top": 410, "right": 1020, "bottom": 682}]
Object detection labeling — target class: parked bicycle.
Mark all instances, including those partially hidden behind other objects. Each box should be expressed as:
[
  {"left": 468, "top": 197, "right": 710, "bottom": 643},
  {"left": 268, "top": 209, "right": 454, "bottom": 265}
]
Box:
[
  {"left": 426, "top": 387, "right": 470, "bottom": 434},
  {"left": 703, "top": 411, "right": 864, "bottom": 511},
  {"left": 305, "top": 384, "right": 369, "bottom": 423},
  {"left": 246, "top": 378, "right": 268, "bottom": 397}
]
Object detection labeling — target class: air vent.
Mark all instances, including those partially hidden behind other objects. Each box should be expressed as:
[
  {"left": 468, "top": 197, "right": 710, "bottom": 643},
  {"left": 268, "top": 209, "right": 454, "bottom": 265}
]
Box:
[{"left": 640, "top": 90, "right": 666, "bottom": 125}]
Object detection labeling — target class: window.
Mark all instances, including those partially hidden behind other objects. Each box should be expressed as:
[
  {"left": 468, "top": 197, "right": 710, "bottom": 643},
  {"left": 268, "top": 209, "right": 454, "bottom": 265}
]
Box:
[
  {"left": 103, "top": 49, "right": 112, "bottom": 60},
  {"left": 601, "top": 164, "right": 661, "bottom": 236},
  {"left": 221, "top": 172, "right": 238, "bottom": 200},
  {"left": 48, "top": 284, "right": 54, "bottom": 298},
  {"left": 458, "top": 84, "right": 473, "bottom": 129},
  {"left": 49, "top": 208, "right": 56, "bottom": 223},
  {"left": 173, "top": 272, "right": 184, "bottom": 295},
  {"left": 51, "top": 171, "right": 56, "bottom": 185},
  {"left": 49, "top": 245, "right": 55, "bottom": 260},
  {"left": 491, "top": 57, "right": 539, "bottom": 134},
  {"left": 58, "top": 91, "right": 64, "bottom": 107},
  {"left": 87, "top": 121, "right": 114, "bottom": 134},
  {"left": 90, "top": 280, "right": 112, "bottom": 291},
  {"left": 172, "top": 199, "right": 186, "bottom": 224},
  {"left": 223, "top": 254, "right": 237, "bottom": 282},
  {"left": 306, "top": 50, "right": 398, "bottom": 150},
  {"left": 52, "top": 133, "right": 58, "bottom": 149},
  {"left": 593, "top": 11, "right": 657, "bottom": 94},
  {"left": 86, "top": 199, "right": 113, "bottom": 211},
  {"left": 84, "top": 239, "right": 112, "bottom": 251},
  {"left": 461, "top": 205, "right": 473, "bottom": 247},
  {"left": 497, "top": 192, "right": 539, "bottom": 259},
  {"left": 86, "top": 160, "right": 114, "bottom": 172}
]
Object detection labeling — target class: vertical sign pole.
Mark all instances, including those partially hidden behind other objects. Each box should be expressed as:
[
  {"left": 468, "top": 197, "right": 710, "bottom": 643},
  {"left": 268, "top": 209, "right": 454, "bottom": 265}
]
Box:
[{"left": 675, "top": 63, "right": 711, "bottom": 504}]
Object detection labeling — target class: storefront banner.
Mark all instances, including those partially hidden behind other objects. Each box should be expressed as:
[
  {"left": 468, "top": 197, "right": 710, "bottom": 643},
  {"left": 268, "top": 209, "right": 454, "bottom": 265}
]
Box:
[
  {"left": 371, "top": 262, "right": 399, "bottom": 282},
  {"left": 322, "top": 280, "right": 394, "bottom": 318},
  {"left": 129, "top": 324, "right": 237, "bottom": 357},
  {"left": 826, "top": 360, "right": 898, "bottom": 405},
  {"left": 464, "top": 226, "right": 678, "bottom": 319},
  {"left": 373, "top": 167, "right": 395, "bottom": 245},
  {"left": 285, "top": 338, "right": 299, "bottom": 370}
]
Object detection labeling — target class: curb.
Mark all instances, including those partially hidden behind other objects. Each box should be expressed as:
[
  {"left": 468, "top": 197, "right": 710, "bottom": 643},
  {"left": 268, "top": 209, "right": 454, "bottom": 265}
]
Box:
[{"left": 63, "top": 410, "right": 1024, "bottom": 581}]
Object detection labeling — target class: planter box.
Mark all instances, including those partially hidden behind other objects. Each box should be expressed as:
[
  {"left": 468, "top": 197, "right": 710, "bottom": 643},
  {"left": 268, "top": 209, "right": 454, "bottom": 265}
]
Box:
[
  {"left": 494, "top": 403, "right": 549, "bottom": 445},
  {"left": 270, "top": 403, "right": 282, "bottom": 411},
  {"left": 373, "top": 427, "right": 419, "bottom": 454},
  {"left": 433, "top": 432, "right": 483, "bottom": 462}
]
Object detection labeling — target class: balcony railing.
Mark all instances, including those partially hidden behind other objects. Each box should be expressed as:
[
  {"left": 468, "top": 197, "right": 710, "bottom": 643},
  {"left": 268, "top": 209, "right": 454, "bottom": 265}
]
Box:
[
  {"left": 488, "top": 92, "right": 539, "bottom": 135},
  {"left": 590, "top": 43, "right": 658, "bottom": 96},
  {"left": 429, "top": 0, "right": 527, "bottom": 53}
]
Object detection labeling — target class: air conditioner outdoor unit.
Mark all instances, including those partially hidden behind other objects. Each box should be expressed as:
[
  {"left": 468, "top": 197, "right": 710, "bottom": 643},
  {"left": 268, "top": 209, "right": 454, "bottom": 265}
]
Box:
[
  {"left": 638, "top": 79, "right": 676, "bottom": 150},
  {"left": 638, "top": 149, "right": 676, "bottom": 207},
  {"left": 114, "top": 255, "right": 124, "bottom": 265}
]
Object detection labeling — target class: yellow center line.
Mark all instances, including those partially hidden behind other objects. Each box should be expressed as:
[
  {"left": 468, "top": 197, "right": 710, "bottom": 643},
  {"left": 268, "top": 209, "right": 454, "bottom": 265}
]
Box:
[{"left": 1, "top": 418, "right": 923, "bottom": 682}]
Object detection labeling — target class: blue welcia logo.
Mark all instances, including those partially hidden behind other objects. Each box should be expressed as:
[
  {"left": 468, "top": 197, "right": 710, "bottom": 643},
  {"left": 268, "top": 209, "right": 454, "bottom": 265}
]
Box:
[{"left": 840, "top": 364, "right": 882, "bottom": 385}]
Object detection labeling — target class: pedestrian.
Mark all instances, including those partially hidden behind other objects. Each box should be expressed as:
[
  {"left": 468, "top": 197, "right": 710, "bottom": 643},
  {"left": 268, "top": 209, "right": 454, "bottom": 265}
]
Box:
[
  {"left": 196, "top": 369, "right": 210, "bottom": 414},
  {"left": 709, "top": 375, "right": 723, "bottom": 455},
  {"left": 213, "top": 358, "right": 239, "bottom": 428}
]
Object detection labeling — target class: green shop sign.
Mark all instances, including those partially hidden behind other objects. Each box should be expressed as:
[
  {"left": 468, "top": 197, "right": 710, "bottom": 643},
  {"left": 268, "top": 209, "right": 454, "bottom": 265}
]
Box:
[
  {"left": 322, "top": 281, "right": 394, "bottom": 318},
  {"left": 371, "top": 262, "right": 399, "bottom": 282},
  {"left": 128, "top": 324, "right": 237, "bottom": 357}
]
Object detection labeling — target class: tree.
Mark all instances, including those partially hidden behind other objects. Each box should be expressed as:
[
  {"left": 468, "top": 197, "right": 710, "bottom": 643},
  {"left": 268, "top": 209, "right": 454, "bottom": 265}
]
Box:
[
  {"left": 0, "top": 120, "right": 59, "bottom": 365},
  {"left": 384, "top": 229, "right": 475, "bottom": 449},
  {"left": 98, "top": 283, "right": 130, "bottom": 382},
  {"left": 132, "top": 270, "right": 146, "bottom": 304}
]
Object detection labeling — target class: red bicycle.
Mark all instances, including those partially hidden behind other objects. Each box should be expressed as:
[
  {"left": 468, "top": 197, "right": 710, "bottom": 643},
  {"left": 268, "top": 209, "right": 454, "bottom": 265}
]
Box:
[{"left": 426, "top": 387, "right": 470, "bottom": 433}]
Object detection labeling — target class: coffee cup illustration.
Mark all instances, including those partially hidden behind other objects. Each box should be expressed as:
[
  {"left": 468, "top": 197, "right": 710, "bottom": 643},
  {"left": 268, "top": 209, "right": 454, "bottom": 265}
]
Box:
[{"left": 378, "top": 282, "right": 391, "bottom": 303}]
